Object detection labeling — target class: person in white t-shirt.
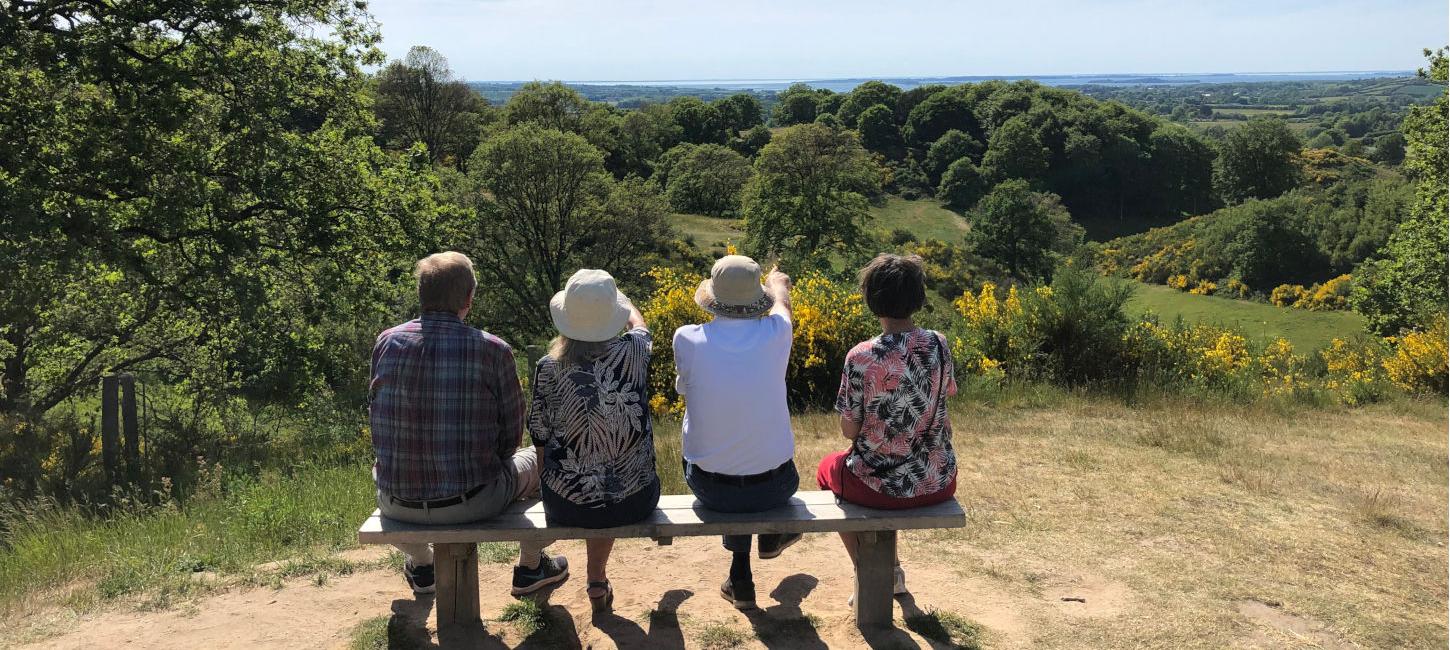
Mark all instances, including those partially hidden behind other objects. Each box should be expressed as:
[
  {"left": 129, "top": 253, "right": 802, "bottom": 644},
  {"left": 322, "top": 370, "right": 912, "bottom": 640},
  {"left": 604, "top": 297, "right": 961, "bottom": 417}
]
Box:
[{"left": 673, "top": 254, "right": 802, "bottom": 611}]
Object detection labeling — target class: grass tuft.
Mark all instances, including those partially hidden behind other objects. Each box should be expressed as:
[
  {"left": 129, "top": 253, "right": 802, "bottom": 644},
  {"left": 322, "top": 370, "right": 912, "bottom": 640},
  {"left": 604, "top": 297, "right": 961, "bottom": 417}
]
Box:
[
  {"left": 498, "top": 599, "right": 547, "bottom": 635},
  {"left": 695, "top": 620, "right": 751, "bottom": 649},
  {"left": 904, "top": 608, "right": 986, "bottom": 649}
]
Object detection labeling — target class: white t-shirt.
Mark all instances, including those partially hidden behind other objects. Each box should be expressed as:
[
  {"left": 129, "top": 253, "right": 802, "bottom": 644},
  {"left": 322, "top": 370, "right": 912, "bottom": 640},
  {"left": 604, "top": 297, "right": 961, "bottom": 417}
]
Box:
[{"left": 673, "top": 313, "right": 795, "bottom": 475}]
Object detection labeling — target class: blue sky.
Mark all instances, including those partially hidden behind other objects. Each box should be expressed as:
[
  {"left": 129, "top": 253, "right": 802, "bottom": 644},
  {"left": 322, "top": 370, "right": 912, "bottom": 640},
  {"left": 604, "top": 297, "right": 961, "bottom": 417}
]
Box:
[{"left": 364, "top": 0, "right": 1448, "bottom": 81}]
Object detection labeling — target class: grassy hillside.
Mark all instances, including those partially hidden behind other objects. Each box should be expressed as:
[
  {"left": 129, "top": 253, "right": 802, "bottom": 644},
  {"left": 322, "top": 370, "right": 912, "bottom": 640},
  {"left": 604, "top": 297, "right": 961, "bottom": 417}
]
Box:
[{"left": 1125, "top": 280, "right": 1367, "bottom": 350}]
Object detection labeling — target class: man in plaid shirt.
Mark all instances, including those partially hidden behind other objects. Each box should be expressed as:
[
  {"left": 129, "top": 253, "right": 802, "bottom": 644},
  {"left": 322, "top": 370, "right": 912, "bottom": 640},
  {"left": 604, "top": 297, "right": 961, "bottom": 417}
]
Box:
[{"left": 371, "top": 252, "right": 568, "bottom": 597}]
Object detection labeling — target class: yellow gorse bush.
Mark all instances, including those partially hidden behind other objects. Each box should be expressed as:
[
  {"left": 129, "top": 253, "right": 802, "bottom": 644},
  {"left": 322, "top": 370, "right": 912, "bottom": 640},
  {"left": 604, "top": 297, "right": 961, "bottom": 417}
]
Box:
[
  {"left": 639, "top": 267, "right": 708, "bottom": 417},
  {"left": 1256, "top": 338, "right": 1308, "bottom": 396},
  {"left": 638, "top": 265, "right": 874, "bottom": 415},
  {"left": 1383, "top": 315, "right": 1449, "bottom": 395},
  {"left": 1320, "top": 337, "right": 1388, "bottom": 405}
]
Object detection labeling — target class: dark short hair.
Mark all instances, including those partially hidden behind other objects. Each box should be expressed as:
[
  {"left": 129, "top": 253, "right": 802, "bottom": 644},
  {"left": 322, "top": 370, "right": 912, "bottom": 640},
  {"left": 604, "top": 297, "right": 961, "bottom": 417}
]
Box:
[{"left": 859, "top": 254, "right": 927, "bottom": 319}]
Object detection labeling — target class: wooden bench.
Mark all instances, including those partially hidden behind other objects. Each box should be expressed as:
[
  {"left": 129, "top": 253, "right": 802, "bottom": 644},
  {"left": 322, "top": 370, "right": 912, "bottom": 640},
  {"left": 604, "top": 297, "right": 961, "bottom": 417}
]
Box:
[{"left": 358, "top": 490, "right": 965, "bottom": 629}]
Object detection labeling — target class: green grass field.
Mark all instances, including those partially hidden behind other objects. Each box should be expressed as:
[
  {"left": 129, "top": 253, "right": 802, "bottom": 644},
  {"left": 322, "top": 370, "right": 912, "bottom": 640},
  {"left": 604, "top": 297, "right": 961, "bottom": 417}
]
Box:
[
  {"left": 1124, "top": 280, "right": 1367, "bottom": 350},
  {"left": 869, "top": 196, "right": 969, "bottom": 243},
  {"left": 672, "top": 213, "right": 742, "bottom": 252},
  {"left": 673, "top": 196, "right": 967, "bottom": 256}
]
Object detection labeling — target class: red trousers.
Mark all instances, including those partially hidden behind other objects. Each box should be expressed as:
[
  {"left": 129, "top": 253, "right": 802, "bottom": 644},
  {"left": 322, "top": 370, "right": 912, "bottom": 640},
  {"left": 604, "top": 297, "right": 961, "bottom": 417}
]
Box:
[{"left": 815, "top": 450, "right": 956, "bottom": 510}]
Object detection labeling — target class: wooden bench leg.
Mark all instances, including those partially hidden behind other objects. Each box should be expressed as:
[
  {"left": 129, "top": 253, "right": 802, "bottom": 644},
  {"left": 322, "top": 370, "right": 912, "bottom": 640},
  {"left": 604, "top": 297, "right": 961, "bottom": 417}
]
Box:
[
  {"left": 854, "top": 530, "right": 896, "bottom": 630},
  {"left": 434, "top": 543, "right": 480, "bottom": 627}
]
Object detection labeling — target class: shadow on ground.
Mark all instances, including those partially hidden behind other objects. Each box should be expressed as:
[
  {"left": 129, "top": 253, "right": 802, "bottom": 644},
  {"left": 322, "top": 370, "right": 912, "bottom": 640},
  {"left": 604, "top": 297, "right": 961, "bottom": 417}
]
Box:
[{"left": 590, "top": 588, "right": 693, "bottom": 649}]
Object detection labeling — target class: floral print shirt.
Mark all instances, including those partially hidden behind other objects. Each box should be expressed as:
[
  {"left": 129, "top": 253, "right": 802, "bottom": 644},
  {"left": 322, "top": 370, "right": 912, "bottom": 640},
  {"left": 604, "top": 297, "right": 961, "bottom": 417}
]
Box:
[
  {"left": 835, "top": 328, "right": 958, "bottom": 498},
  {"left": 528, "top": 327, "right": 656, "bottom": 507}
]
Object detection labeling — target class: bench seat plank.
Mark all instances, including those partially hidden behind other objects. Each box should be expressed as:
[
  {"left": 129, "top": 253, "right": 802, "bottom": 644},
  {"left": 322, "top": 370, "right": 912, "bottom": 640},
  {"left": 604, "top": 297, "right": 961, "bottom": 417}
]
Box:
[{"left": 358, "top": 490, "right": 964, "bottom": 544}]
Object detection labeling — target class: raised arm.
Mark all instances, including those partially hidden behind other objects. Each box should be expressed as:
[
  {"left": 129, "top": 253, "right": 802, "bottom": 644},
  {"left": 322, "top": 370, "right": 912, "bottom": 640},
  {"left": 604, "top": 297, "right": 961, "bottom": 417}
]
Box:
[
  {"left": 625, "top": 296, "right": 646, "bottom": 330},
  {"left": 766, "top": 266, "right": 793, "bottom": 321}
]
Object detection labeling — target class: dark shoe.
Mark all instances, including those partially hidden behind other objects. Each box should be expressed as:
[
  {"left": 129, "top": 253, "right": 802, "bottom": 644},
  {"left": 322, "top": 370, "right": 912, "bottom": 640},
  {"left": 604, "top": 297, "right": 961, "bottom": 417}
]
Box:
[
  {"left": 404, "top": 562, "right": 435, "bottom": 595},
  {"left": 720, "top": 578, "right": 756, "bottom": 610},
  {"left": 511, "top": 553, "right": 569, "bottom": 596},
  {"left": 758, "top": 533, "right": 803, "bottom": 559},
  {"left": 588, "top": 580, "right": 614, "bottom": 613}
]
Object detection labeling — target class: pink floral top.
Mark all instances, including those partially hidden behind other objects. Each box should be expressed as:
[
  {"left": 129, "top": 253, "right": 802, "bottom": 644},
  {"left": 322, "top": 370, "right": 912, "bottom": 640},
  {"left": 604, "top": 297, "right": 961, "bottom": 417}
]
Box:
[{"left": 835, "top": 329, "right": 957, "bottom": 498}]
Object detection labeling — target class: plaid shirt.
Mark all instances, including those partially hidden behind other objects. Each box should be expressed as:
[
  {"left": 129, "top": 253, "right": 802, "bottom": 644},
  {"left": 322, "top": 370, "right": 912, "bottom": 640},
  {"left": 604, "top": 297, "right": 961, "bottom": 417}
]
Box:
[{"left": 370, "top": 312, "right": 524, "bottom": 501}]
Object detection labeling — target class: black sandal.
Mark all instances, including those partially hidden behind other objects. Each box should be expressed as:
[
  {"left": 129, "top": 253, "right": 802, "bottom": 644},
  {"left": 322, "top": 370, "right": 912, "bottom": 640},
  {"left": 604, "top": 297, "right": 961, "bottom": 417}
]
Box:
[{"left": 588, "top": 580, "right": 613, "bottom": 613}]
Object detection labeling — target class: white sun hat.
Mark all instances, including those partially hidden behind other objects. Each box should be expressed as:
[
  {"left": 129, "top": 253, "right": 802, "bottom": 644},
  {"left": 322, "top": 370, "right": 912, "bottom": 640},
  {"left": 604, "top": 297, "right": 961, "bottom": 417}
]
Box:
[
  {"left": 549, "top": 269, "right": 632, "bottom": 342},
  {"left": 694, "top": 254, "right": 774, "bottom": 319}
]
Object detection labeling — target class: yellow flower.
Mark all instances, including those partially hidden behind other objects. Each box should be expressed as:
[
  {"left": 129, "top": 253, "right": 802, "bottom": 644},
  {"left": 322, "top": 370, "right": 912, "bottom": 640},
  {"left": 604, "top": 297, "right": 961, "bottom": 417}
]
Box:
[{"left": 1383, "top": 315, "right": 1448, "bottom": 394}]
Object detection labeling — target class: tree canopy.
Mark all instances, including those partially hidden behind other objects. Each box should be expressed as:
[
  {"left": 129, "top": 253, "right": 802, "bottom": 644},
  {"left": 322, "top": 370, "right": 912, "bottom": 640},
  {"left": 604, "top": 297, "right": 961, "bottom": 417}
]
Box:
[
  {"left": 1352, "top": 48, "right": 1448, "bottom": 334},
  {"left": 374, "top": 46, "right": 491, "bottom": 168},
  {"left": 1214, "top": 118, "right": 1304, "bottom": 204},
  {"left": 0, "top": 0, "right": 454, "bottom": 417},
  {"left": 742, "top": 124, "right": 880, "bottom": 267}
]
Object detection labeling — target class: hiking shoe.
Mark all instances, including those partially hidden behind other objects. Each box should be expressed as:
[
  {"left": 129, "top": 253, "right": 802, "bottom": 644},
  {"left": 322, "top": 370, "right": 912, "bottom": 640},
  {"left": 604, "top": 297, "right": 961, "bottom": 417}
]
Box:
[
  {"left": 757, "top": 533, "right": 803, "bottom": 559},
  {"left": 720, "top": 578, "right": 757, "bottom": 610},
  {"left": 510, "top": 553, "right": 569, "bottom": 596},
  {"left": 404, "top": 562, "right": 435, "bottom": 595}
]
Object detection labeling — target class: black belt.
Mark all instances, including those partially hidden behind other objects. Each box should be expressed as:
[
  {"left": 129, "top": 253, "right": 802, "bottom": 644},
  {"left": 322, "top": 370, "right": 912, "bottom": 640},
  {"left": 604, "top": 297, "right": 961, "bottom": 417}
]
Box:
[
  {"left": 686, "top": 459, "right": 793, "bottom": 487},
  {"left": 389, "top": 483, "right": 487, "bottom": 509}
]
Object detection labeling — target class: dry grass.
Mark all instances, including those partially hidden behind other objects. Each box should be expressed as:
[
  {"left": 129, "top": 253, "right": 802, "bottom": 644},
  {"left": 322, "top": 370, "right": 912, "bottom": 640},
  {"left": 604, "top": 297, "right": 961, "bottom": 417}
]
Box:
[{"left": 660, "top": 394, "right": 1448, "bottom": 648}]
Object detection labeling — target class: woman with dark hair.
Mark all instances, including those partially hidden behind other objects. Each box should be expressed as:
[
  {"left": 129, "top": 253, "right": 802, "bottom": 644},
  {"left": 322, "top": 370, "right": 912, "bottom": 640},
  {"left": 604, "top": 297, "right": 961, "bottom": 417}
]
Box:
[
  {"left": 528, "top": 269, "right": 660, "bottom": 612},
  {"left": 817, "top": 253, "right": 959, "bottom": 601}
]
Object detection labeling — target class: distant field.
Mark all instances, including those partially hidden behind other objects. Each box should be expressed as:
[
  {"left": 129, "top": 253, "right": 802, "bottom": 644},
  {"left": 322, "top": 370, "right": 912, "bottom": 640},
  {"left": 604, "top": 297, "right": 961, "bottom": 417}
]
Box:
[
  {"left": 869, "top": 196, "right": 970, "bottom": 243},
  {"left": 1125, "top": 280, "right": 1367, "bottom": 350},
  {"left": 673, "top": 197, "right": 968, "bottom": 255},
  {"left": 673, "top": 212, "right": 742, "bottom": 252},
  {"left": 1212, "top": 107, "right": 1297, "bottom": 116}
]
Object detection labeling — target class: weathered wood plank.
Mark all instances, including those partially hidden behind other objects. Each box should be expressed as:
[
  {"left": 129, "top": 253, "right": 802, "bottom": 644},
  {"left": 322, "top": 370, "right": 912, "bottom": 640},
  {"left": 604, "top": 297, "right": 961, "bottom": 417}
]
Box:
[
  {"left": 854, "top": 530, "right": 897, "bottom": 629},
  {"left": 433, "top": 543, "right": 479, "bottom": 626},
  {"left": 358, "top": 491, "right": 965, "bottom": 545}
]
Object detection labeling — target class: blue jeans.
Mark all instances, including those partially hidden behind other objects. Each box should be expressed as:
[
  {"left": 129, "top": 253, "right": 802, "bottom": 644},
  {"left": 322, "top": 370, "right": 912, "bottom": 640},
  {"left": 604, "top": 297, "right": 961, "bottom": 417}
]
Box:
[{"left": 686, "top": 460, "right": 799, "bottom": 553}]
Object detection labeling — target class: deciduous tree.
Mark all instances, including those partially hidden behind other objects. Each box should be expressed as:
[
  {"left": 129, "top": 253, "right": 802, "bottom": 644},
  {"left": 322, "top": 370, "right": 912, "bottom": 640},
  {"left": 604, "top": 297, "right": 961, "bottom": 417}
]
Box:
[
  {"left": 742, "top": 124, "right": 880, "bottom": 267},
  {"left": 374, "top": 46, "right": 491, "bottom": 167},
  {"left": 1214, "top": 118, "right": 1303, "bottom": 204},
  {"left": 665, "top": 144, "right": 753, "bottom": 217},
  {"left": 967, "top": 180, "right": 1059, "bottom": 280}
]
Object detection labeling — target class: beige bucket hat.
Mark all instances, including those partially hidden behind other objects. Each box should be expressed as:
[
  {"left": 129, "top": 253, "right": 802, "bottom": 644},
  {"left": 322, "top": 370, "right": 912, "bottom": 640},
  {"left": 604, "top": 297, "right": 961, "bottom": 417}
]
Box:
[
  {"left": 550, "top": 269, "right": 631, "bottom": 342},
  {"left": 694, "top": 255, "right": 774, "bottom": 319}
]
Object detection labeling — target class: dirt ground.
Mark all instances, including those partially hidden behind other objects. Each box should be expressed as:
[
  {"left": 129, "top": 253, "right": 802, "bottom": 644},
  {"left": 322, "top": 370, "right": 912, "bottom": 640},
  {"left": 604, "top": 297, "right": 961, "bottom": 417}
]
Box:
[{"left": 12, "top": 535, "right": 1127, "bottom": 650}]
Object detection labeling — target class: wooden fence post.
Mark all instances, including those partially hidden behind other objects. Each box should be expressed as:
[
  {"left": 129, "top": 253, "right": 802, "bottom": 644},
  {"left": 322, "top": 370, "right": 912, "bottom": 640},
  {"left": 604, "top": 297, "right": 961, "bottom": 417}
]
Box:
[
  {"left": 100, "top": 374, "right": 119, "bottom": 486},
  {"left": 119, "top": 373, "right": 140, "bottom": 488}
]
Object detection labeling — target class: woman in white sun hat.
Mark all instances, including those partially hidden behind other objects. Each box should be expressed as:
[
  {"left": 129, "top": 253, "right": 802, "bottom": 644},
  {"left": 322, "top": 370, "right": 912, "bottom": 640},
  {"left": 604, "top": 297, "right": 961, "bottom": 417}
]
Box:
[
  {"left": 527, "top": 268, "right": 658, "bottom": 613},
  {"left": 672, "top": 254, "right": 800, "bottom": 611}
]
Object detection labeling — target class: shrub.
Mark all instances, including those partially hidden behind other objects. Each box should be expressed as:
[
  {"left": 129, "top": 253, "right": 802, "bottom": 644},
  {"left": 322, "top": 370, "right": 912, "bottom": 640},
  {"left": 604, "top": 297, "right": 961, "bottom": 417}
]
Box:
[
  {"left": 952, "top": 266, "right": 1133, "bottom": 387},
  {"left": 1299, "top": 274, "right": 1353, "bottom": 311},
  {"left": 638, "top": 266, "right": 874, "bottom": 414},
  {"left": 1320, "top": 338, "right": 1390, "bottom": 405},
  {"left": 639, "top": 267, "right": 709, "bottom": 417},
  {"left": 1189, "top": 280, "right": 1217, "bottom": 296},
  {"left": 1271, "top": 283, "right": 1308, "bottom": 307},
  {"left": 1382, "top": 315, "right": 1449, "bottom": 395}
]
